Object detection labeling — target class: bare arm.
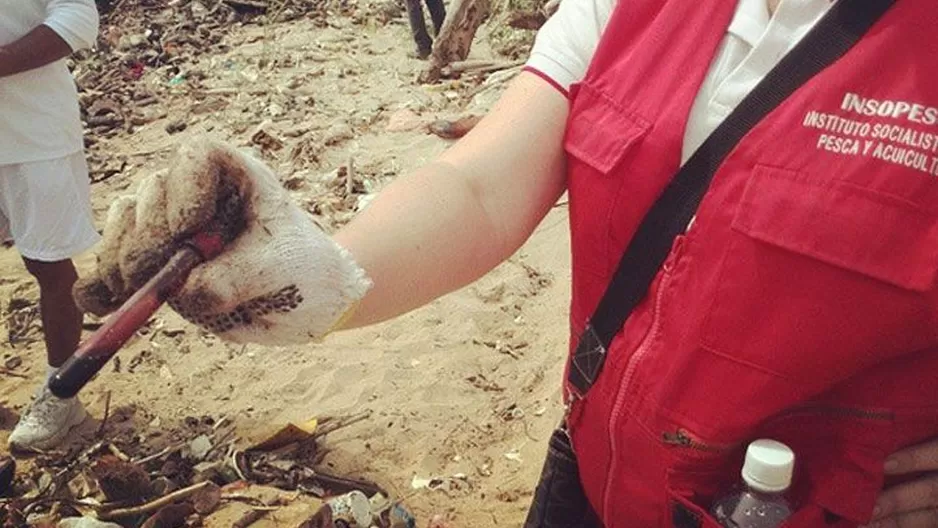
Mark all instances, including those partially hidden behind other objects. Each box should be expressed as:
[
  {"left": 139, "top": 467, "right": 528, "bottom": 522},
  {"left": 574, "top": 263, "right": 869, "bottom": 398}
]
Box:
[
  {"left": 0, "top": 25, "right": 74, "bottom": 77},
  {"left": 0, "top": 0, "right": 99, "bottom": 78},
  {"left": 334, "top": 72, "right": 569, "bottom": 328}
]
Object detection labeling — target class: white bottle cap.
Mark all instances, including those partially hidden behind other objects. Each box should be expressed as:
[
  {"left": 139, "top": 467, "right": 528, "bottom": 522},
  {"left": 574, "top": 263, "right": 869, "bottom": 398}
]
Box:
[{"left": 741, "top": 439, "right": 795, "bottom": 493}]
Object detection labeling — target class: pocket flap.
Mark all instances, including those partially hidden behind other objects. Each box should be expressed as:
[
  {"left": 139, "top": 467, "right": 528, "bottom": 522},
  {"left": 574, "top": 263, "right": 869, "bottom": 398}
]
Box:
[
  {"left": 669, "top": 493, "right": 725, "bottom": 528},
  {"left": 733, "top": 166, "right": 938, "bottom": 291},
  {"left": 564, "top": 82, "right": 651, "bottom": 174}
]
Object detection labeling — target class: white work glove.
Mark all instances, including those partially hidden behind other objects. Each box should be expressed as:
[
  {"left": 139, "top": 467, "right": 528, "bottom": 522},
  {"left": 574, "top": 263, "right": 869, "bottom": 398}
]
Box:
[{"left": 73, "top": 141, "right": 372, "bottom": 345}]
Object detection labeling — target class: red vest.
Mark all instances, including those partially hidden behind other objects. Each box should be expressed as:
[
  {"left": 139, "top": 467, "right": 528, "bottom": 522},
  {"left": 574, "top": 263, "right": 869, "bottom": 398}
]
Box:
[{"left": 563, "top": 1, "right": 938, "bottom": 526}]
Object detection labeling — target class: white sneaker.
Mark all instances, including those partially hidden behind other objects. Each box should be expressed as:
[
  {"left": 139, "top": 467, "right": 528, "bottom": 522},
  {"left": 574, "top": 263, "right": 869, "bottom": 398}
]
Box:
[{"left": 8, "top": 386, "right": 87, "bottom": 451}]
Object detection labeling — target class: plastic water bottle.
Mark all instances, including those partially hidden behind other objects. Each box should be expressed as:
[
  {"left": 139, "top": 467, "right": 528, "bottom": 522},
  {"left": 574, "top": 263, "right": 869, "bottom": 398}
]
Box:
[{"left": 710, "top": 439, "right": 795, "bottom": 528}]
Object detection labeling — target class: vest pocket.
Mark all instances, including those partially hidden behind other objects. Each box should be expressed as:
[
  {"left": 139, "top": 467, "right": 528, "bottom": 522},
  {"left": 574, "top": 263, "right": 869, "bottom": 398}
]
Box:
[
  {"left": 755, "top": 408, "right": 891, "bottom": 524},
  {"left": 667, "top": 489, "right": 858, "bottom": 528},
  {"left": 668, "top": 493, "right": 725, "bottom": 528},
  {"left": 699, "top": 163, "right": 938, "bottom": 383},
  {"left": 665, "top": 463, "right": 875, "bottom": 528},
  {"left": 666, "top": 467, "right": 729, "bottom": 528},
  {"left": 732, "top": 164, "right": 938, "bottom": 292},
  {"left": 665, "top": 498, "right": 844, "bottom": 528},
  {"left": 564, "top": 81, "right": 654, "bottom": 313},
  {"left": 667, "top": 501, "right": 846, "bottom": 528},
  {"left": 564, "top": 82, "right": 651, "bottom": 176},
  {"left": 661, "top": 410, "right": 892, "bottom": 528}
]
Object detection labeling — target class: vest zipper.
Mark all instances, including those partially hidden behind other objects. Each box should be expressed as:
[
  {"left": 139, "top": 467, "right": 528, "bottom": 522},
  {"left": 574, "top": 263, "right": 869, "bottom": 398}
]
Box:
[
  {"left": 601, "top": 262, "right": 674, "bottom": 518},
  {"left": 659, "top": 405, "right": 894, "bottom": 454},
  {"left": 661, "top": 428, "right": 735, "bottom": 453}
]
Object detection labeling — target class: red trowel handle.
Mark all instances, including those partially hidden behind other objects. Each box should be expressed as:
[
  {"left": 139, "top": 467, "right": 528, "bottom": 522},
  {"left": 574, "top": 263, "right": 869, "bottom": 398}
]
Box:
[{"left": 48, "top": 231, "right": 226, "bottom": 399}]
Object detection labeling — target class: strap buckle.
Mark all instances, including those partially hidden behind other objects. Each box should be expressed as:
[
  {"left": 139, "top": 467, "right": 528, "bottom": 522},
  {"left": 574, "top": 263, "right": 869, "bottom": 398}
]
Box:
[{"left": 567, "top": 323, "right": 607, "bottom": 398}]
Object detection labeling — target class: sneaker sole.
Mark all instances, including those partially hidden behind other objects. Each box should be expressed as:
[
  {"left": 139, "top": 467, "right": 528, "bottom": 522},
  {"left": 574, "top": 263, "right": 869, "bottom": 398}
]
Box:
[{"left": 8, "top": 402, "right": 89, "bottom": 452}]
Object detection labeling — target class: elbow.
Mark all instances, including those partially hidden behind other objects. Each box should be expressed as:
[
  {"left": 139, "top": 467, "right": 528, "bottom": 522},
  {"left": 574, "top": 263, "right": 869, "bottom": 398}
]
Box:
[
  {"left": 471, "top": 167, "right": 567, "bottom": 264},
  {"left": 465, "top": 173, "right": 532, "bottom": 266}
]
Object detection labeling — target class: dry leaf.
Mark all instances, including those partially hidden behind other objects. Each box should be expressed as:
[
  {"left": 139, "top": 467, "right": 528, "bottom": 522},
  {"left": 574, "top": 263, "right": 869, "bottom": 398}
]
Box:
[
  {"left": 190, "top": 481, "right": 222, "bottom": 515},
  {"left": 246, "top": 418, "right": 318, "bottom": 452},
  {"left": 141, "top": 503, "right": 194, "bottom": 528},
  {"left": 91, "top": 455, "right": 152, "bottom": 503}
]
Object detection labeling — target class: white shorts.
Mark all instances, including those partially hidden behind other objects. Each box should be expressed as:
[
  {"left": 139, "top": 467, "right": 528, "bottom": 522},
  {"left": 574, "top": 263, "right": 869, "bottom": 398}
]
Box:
[{"left": 0, "top": 152, "right": 101, "bottom": 262}]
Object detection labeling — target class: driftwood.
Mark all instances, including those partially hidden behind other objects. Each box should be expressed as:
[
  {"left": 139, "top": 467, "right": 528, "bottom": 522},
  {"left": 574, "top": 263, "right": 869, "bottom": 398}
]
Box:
[
  {"left": 140, "top": 503, "right": 194, "bottom": 528},
  {"left": 97, "top": 481, "right": 213, "bottom": 520},
  {"left": 543, "top": 0, "right": 560, "bottom": 17},
  {"left": 132, "top": 442, "right": 185, "bottom": 466},
  {"left": 507, "top": 10, "right": 546, "bottom": 30},
  {"left": 96, "top": 391, "right": 112, "bottom": 439},
  {"left": 313, "top": 411, "right": 372, "bottom": 439},
  {"left": 441, "top": 58, "right": 525, "bottom": 77},
  {"left": 232, "top": 508, "right": 269, "bottom": 528},
  {"left": 421, "top": 0, "right": 492, "bottom": 83},
  {"left": 222, "top": 0, "right": 269, "bottom": 12},
  {"left": 0, "top": 367, "right": 28, "bottom": 378}
]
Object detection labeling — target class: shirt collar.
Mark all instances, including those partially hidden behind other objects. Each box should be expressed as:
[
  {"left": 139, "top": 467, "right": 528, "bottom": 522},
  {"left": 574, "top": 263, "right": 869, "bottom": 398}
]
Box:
[{"left": 727, "top": 0, "right": 771, "bottom": 48}]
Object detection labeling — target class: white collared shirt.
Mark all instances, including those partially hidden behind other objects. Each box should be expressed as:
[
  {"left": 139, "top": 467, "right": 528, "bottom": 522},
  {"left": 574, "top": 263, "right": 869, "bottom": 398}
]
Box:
[
  {"left": 0, "top": 0, "right": 99, "bottom": 165},
  {"left": 526, "top": 0, "right": 835, "bottom": 163}
]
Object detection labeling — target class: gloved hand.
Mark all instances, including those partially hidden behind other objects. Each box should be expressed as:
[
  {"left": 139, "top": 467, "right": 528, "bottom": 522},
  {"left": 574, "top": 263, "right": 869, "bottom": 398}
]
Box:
[{"left": 73, "top": 141, "right": 372, "bottom": 345}]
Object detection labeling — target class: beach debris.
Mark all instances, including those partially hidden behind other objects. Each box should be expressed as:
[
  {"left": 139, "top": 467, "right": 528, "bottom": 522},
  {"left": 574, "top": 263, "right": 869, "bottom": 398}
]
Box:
[
  {"left": 409, "top": 474, "right": 471, "bottom": 492},
  {"left": 250, "top": 121, "right": 285, "bottom": 152},
  {"left": 5, "top": 297, "right": 39, "bottom": 347},
  {"left": 58, "top": 517, "right": 124, "bottom": 528},
  {"left": 0, "top": 457, "right": 14, "bottom": 496},
  {"left": 139, "top": 502, "right": 194, "bottom": 528},
  {"left": 422, "top": 0, "right": 492, "bottom": 83},
  {"left": 0, "top": 410, "right": 391, "bottom": 526},
  {"left": 165, "top": 119, "right": 188, "bottom": 135},
  {"left": 466, "top": 373, "right": 504, "bottom": 392},
  {"left": 325, "top": 490, "right": 373, "bottom": 527},
  {"left": 90, "top": 455, "right": 152, "bottom": 503},
  {"left": 190, "top": 481, "right": 223, "bottom": 514},
  {"left": 507, "top": 10, "right": 547, "bottom": 29},
  {"left": 4, "top": 356, "right": 22, "bottom": 370},
  {"left": 299, "top": 491, "right": 417, "bottom": 528},
  {"left": 245, "top": 418, "right": 318, "bottom": 452},
  {"left": 428, "top": 115, "right": 483, "bottom": 139},
  {"left": 232, "top": 509, "right": 266, "bottom": 528},
  {"left": 188, "top": 435, "right": 214, "bottom": 461},
  {"left": 500, "top": 404, "right": 525, "bottom": 421}
]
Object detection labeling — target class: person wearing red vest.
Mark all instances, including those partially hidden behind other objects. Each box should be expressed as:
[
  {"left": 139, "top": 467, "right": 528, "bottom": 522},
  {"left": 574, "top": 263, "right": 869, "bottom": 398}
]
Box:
[{"left": 70, "top": 0, "right": 938, "bottom": 526}]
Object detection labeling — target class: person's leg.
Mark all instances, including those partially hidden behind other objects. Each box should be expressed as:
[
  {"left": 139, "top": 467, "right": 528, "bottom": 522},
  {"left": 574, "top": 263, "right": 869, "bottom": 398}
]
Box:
[
  {"left": 0, "top": 207, "right": 11, "bottom": 248},
  {"left": 404, "top": 0, "right": 434, "bottom": 59},
  {"left": 6, "top": 257, "right": 89, "bottom": 451},
  {"left": 425, "top": 0, "right": 447, "bottom": 36},
  {"left": 7, "top": 257, "right": 87, "bottom": 451},
  {"left": 2, "top": 153, "right": 100, "bottom": 451},
  {"left": 524, "top": 428, "right": 603, "bottom": 527},
  {"left": 21, "top": 258, "right": 81, "bottom": 368}
]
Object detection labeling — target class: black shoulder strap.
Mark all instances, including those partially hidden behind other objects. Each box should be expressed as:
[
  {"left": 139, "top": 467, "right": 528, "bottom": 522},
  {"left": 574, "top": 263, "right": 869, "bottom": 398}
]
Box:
[{"left": 568, "top": 0, "right": 898, "bottom": 397}]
